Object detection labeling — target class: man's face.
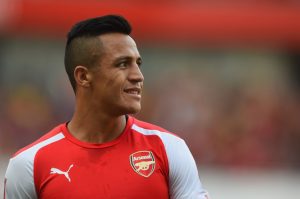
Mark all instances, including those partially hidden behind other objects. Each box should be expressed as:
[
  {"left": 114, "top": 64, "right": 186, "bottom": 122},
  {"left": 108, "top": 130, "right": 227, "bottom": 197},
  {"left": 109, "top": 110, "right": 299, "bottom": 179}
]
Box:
[{"left": 89, "top": 33, "right": 144, "bottom": 116}]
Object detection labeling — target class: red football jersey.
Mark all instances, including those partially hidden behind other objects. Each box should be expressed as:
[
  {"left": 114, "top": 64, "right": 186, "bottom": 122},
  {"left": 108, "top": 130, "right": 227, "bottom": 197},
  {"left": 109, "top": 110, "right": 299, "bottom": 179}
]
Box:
[{"left": 4, "top": 116, "right": 209, "bottom": 199}]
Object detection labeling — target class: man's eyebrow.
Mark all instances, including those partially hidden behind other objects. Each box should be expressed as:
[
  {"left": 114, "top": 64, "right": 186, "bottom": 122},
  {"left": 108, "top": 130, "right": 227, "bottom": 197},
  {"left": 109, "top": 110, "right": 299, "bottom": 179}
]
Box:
[
  {"left": 114, "top": 56, "right": 142, "bottom": 61},
  {"left": 115, "top": 56, "right": 131, "bottom": 60}
]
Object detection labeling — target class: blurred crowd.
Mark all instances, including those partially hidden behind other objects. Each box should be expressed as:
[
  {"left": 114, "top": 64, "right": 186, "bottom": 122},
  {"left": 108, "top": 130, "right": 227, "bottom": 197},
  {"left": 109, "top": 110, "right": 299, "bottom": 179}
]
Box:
[
  {"left": 140, "top": 65, "right": 300, "bottom": 169},
  {"left": 0, "top": 38, "right": 299, "bottom": 170}
]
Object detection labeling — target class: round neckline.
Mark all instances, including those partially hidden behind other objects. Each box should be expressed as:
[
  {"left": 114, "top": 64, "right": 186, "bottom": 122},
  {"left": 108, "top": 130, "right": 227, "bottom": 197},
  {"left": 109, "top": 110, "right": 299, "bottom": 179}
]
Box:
[{"left": 61, "top": 116, "right": 134, "bottom": 149}]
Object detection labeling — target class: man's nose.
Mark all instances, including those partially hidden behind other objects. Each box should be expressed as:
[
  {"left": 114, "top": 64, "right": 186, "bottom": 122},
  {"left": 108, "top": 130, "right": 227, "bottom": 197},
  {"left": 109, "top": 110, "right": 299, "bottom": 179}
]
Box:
[{"left": 129, "top": 64, "right": 144, "bottom": 82}]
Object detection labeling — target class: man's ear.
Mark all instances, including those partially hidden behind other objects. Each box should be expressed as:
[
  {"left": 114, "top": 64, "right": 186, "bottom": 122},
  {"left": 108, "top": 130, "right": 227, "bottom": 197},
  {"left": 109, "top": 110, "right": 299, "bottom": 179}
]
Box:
[{"left": 74, "top": 66, "right": 92, "bottom": 88}]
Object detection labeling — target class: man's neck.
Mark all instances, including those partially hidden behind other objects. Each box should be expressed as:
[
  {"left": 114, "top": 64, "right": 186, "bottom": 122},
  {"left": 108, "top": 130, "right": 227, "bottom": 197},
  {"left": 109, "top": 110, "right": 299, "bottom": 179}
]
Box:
[{"left": 67, "top": 112, "right": 127, "bottom": 144}]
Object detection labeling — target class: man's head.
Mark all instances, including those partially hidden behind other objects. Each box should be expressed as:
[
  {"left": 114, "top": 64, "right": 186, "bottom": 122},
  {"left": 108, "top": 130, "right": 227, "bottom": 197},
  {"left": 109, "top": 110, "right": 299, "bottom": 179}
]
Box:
[
  {"left": 65, "top": 15, "right": 132, "bottom": 92},
  {"left": 64, "top": 15, "right": 144, "bottom": 116}
]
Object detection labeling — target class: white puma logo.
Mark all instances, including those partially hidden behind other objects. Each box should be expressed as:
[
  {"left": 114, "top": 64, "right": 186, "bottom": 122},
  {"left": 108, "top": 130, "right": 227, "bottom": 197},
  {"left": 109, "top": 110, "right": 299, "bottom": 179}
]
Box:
[{"left": 50, "top": 164, "right": 74, "bottom": 182}]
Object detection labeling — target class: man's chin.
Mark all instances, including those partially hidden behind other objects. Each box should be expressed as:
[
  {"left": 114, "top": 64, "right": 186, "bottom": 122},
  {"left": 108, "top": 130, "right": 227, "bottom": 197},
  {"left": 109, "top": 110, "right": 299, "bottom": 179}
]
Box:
[
  {"left": 126, "top": 106, "right": 141, "bottom": 115},
  {"left": 107, "top": 105, "right": 141, "bottom": 117},
  {"left": 123, "top": 104, "right": 141, "bottom": 115}
]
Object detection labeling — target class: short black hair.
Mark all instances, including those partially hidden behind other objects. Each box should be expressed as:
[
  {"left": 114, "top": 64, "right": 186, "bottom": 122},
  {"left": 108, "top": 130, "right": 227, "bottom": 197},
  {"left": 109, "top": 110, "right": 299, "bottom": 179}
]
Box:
[{"left": 64, "top": 15, "right": 132, "bottom": 92}]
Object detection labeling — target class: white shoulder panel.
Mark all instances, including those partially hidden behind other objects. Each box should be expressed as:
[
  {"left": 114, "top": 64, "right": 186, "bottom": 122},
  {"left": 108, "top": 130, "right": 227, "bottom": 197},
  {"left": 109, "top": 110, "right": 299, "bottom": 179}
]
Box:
[
  {"left": 132, "top": 124, "right": 209, "bottom": 199},
  {"left": 4, "top": 133, "right": 65, "bottom": 199}
]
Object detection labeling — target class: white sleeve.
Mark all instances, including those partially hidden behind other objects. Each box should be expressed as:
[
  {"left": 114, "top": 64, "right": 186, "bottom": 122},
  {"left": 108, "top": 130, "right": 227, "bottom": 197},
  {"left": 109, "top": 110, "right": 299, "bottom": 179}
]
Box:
[
  {"left": 4, "top": 132, "right": 64, "bottom": 199},
  {"left": 163, "top": 135, "right": 209, "bottom": 199},
  {"left": 131, "top": 124, "right": 209, "bottom": 199},
  {"left": 4, "top": 155, "right": 38, "bottom": 199}
]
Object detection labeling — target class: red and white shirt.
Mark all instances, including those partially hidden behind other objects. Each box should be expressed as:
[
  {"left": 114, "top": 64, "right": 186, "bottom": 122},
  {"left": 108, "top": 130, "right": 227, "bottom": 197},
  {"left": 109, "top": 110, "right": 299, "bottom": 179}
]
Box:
[{"left": 4, "top": 116, "right": 209, "bottom": 199}]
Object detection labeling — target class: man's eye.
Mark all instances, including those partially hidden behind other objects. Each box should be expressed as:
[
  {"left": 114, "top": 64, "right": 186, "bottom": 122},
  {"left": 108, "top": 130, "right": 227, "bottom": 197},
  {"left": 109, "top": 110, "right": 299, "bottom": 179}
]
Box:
[
  {"left": 118, "top": 62, "right": 127, "bottom": 67},
  {"left": 137, "top": 61, "right": 142, "bottom": 67}
]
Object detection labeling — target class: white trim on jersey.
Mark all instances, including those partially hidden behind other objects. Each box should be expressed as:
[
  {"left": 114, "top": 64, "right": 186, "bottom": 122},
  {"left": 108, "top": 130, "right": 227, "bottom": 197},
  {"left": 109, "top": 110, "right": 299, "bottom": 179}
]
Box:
[
  {"left": 132, "top": 124, "right": 208, "bottom": 199},
  {"left": 5, "top": 133, "right": 65, "bottom": 199}
]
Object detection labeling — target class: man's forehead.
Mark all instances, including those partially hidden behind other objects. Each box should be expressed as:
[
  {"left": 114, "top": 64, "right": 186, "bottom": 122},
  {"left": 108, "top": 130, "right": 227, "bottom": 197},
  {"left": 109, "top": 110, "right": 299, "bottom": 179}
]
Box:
[
  {"left": 98, "top": 33, "right": 140, "bottom": 57},
  {"left": 99, "top": 33, "right": 136, "bottom": 47}
]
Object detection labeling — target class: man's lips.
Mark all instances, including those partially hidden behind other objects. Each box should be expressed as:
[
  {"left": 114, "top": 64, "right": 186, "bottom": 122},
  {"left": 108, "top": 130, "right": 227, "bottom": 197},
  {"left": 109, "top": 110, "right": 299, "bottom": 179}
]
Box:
[{"left": 123, "top": 87, "right": 141, "bottom": 95}]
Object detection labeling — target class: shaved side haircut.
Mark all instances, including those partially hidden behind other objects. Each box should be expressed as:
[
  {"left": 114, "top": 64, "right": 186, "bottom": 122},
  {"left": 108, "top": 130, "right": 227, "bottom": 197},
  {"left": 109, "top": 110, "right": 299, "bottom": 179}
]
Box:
[{"left": 64, "top": 15, "right": 132, "bottom": 92}]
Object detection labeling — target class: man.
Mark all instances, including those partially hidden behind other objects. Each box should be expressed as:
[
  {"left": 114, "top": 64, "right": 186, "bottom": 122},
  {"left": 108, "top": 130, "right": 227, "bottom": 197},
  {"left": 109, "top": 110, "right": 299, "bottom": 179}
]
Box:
[{"left": 4, "top": 15, "right": 209, "bottom": 199}]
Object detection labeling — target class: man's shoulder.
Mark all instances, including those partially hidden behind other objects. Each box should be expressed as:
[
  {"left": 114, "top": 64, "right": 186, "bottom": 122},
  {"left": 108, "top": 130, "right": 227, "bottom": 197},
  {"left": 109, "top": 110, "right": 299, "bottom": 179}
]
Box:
[
  {"left": 132, "top": 118, "right": 168, "bottom": 132},
  {"left": 12, "top": 123, "right": 65, "bottom": 158},
  {"left": 131, "top": 117, "right": 181, "bottom": 139}
]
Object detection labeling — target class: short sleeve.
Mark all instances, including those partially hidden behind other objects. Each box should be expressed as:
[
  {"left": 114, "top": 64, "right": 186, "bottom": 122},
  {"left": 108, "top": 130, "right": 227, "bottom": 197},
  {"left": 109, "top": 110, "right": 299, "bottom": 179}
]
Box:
[
  {"left": 131, "top": 123, "right": 210, "bottom": 199},
  {"left": 161, "top": 136, "right": 209, "bottom": 199},
  {"left": 5, "top": 155, "right": 37, "bottom": 199}
]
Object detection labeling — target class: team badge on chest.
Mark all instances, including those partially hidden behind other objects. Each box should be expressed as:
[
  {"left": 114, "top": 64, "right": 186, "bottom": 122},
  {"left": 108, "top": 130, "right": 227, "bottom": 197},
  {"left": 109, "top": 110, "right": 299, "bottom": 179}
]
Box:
[{"left": 129, "top": 150, "right": 156, "bottom": 177}]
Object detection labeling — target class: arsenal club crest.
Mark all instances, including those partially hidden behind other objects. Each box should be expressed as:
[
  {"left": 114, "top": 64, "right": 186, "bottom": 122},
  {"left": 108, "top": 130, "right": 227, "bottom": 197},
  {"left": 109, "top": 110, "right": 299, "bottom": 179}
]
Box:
[{"left": 129, "top": 151, "right": 156, "bottom": 177}]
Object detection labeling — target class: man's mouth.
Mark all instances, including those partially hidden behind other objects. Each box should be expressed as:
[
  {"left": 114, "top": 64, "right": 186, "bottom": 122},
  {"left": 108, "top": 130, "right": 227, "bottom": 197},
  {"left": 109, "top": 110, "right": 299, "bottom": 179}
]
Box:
[{"left": 123, "top": 87, "right": 141, "bottom": 97}]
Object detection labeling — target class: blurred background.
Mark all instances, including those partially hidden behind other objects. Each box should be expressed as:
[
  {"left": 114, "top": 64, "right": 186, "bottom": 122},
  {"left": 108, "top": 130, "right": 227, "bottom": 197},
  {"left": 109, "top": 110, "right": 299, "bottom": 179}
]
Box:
[{"left": 1, "top": 0, "right": 300, "bottom": 198}]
